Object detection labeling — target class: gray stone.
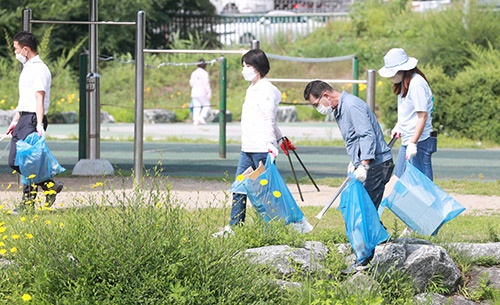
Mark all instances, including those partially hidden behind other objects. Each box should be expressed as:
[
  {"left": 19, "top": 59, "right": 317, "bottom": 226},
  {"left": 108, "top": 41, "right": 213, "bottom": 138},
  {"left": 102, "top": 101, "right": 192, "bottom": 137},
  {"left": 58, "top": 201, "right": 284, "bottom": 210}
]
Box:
[
  {"left": 206, "top": 109, "right": 232, "bottom": 123},
  {"left": 144, "top": 109, "right": 175, "bottom": 124},
  {"left": 275, "top": 279, "right": 302, "bottom": 290},
  {"left": 446, "top": 243, "right": 500, "bottom": 260},
  {"left": 414, "top": 293, "right": 478, "bottom": 305},
  {"left": 245, "top": 243, "right": 328, "bottom": 276},
  {"left": 101, "top": 111, "right": 115, "bottom": 124},
  {"left": 276, "top": 106, "right": 298, "bottom": 122},
  {"left": 469, "top": 266, "right": 500, "bottom": 291},
  {"left": 372, "top": 240, "right": 462, "bottom": 294},
  {"left": 49, "top": 111, "right": 78, "bottom": 124},
  {"left": 0, "top": 110, "right": 17, "bottom": 126}
]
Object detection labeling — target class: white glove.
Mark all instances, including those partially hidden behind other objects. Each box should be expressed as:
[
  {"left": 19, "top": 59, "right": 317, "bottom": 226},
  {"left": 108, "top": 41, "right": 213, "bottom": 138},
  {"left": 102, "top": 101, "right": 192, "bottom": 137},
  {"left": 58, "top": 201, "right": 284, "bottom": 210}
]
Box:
[
  {"left": 36, "top": 124, "right": 45, "bottom": 136},
  {"left": 267, "top": 143, "right": 278, "bottom": 158},
  {"left": 353, "top": 164, "right": 369, "bottom": 182},
  {"left": 391, "top": 125, "right": 401, "bottom": 139},
  {"left": 6, "top": 122, "right": 17, "bottom": 135},
  {"left": 347, "top": 162, "right": 355, "bottom": 173},
  {"left": 406, "top": 142, "right": 417, "bottom": 159}
]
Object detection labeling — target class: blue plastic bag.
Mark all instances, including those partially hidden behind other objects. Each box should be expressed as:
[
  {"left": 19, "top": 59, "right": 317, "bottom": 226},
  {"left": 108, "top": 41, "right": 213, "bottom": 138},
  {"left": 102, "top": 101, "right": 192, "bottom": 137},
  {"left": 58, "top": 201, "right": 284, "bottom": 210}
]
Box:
[
  {"left": 381, "top": 161, "right": 465, "bottom": 236},
  {"left": 230, "top": 154, "right": 312, "bottom": 232},
  {"left": 15, "top": 132, "right": 66, "bottom": 184},
  {"left": 338, "top": 175, "right": 390, "bottom": 263}
]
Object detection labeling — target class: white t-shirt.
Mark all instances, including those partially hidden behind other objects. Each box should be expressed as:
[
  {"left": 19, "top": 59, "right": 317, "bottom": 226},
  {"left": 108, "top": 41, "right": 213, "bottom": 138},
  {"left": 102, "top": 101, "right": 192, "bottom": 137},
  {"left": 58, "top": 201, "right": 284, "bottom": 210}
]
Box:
[
  {"left": 241, "top": 78, "right": 282, "bottom": 152},
  {"left": 397, "top": 74, "right": 434, "bottom": 145},
  {"left": 17, "top": 55, "right": 51, "bottom": 115},
  {"left": 190, "top": 67, "right": 211, "bottom": 105}
]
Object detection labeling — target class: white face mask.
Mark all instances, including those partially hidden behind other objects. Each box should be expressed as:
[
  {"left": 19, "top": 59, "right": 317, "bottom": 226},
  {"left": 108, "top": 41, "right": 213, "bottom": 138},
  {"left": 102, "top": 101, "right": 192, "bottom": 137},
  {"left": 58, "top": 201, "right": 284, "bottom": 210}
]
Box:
[
  {"left": 15, "top": 49, "right": 26, "bottom": 64},
  {"left": 316, "top": 103, "right": 333, "bottom": 115},
  {"left": 242, "top": 66, "right": 257, "bottom": 82},
  {"left": 390, "top": 72, "right": 403, "bottom": 84}
]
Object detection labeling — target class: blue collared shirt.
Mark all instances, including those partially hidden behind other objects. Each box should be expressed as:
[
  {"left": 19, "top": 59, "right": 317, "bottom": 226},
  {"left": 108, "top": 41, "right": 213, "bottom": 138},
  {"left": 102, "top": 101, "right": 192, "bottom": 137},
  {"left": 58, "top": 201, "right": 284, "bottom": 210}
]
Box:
[{"left": 334, "top": 91, "right": 392, "bottom": 167}]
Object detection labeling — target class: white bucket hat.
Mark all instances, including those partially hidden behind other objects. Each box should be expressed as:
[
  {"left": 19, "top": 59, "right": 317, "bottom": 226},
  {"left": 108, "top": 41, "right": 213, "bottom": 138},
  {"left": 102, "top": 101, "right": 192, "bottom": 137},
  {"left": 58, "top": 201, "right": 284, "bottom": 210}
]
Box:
[{"left": 378, "top": 48, "right": 418, "bottom": 78}]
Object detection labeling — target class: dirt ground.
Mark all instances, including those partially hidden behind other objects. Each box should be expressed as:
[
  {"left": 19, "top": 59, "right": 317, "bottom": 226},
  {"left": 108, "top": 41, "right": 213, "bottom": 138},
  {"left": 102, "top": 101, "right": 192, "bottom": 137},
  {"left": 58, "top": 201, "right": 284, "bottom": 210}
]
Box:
[{"left": 0, "top": 173, "right": 498, "bottom": 215}]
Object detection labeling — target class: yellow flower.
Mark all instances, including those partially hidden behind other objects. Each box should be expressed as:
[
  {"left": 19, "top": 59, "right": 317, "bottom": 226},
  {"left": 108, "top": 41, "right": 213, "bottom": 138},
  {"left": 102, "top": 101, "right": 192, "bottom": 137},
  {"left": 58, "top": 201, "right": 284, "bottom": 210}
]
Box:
[
  {"left": 12, "top": 170, "right": 17, "bottom": 174},
  {"left": 377, "top": 80, "right": 383, "bottom": 87},
  {"left": 0, "top": 99, "right": 4, "bottom": 104},
  {"left": 236, "top": 174, "right": 245, "bottom": 182},
  {"left": 0, "top": 249, "right": 6, "bottom": 255},
  {"left": 0, "top": 241, "right": 4, "bottom": 247},
  {"left": 359, "top": 83, "right": 367, "bottom": 92},
  {"left": 6, "top": 184, "right": 11, "bottom": 190},
  {"left": 20, "top": 217, "right": 26, "bottom": 222},
  {"left": 0, "top": 222, "right": 3, "bottom": 226},
  {"left": 46, "top": 181, "right": 55, "bottom": 189},
  {"left": 21, "top": 293, "right": 32, "bottom": 301},
  {"left": 10, "top": 247, "right": 17, "bottom": 253},
  {"left": 91, "top": 182, "right": 104, "bottom": 188},
  {"left": 260, "top": 179, "right": 268, "bottom": 186},
  {"left": 281, "top": 92, "right": 287, "bottom": 100},
  {"left": 0, "top": 227, "right": 6, "bottom": 233},
  {"left": 0, "top": 206, "right": 3, "bottom": 210},
  {"left": 176, "top": 91, "right": 181, "bottom": 96},
  {"left": 59, "top": 223, "right": 65, "bottom": 228},
  {"left": 273, "top": 191, "right": 281, "bottom": 198},
  {"left": 12, "top": 234, "right": 20, "bottom": 240},
  {"left": 2, "top": 235, "right": 7, "bottom": 240},
  {"left": 45, "top": 220, "right": 51, "bottom": 225},
  {"left": 28, "top": 174, "right": 36, "bottom": 179},
  {"left": 25, "top": 233, "right": 33, "bottom": 239}
]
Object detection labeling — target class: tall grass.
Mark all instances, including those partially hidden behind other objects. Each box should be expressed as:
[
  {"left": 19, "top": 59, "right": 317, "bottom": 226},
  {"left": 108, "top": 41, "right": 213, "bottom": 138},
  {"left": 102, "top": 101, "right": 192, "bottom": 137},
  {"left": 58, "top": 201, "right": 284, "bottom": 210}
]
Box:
[{"left": 1, "top": 172, "right": 500, "bottom": 304}]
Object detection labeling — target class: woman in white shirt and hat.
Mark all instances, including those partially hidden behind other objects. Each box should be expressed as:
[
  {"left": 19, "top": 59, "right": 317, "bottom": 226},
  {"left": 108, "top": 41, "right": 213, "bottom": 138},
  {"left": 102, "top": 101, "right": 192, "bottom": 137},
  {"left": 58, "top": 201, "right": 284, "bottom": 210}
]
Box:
[{"left": 378, "top": 48, "right": 437, "bottom": 181}]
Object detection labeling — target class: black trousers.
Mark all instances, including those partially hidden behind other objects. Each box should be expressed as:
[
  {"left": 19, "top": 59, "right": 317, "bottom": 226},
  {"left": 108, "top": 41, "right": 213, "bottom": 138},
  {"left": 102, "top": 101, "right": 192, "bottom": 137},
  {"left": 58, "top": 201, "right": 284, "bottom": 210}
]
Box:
[{"left": 8, "top": 112, "right": 51, "bottom": 195}]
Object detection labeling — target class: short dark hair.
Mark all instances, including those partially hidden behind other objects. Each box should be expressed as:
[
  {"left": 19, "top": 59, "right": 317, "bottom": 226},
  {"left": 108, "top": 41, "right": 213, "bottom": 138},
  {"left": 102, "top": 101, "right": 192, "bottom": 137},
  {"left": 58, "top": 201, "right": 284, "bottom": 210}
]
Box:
[
  {"left": 303, "top": 80, "right": 333, "bottom": 101},
  {"left": 241, "top": 49, "right": 270, "bottom": 77},
  {"left": 197, "top": 58, "right": 206, "bottom": 69},
  {"left": 13, "top": 31, "right": 38, "bottom": 52}
]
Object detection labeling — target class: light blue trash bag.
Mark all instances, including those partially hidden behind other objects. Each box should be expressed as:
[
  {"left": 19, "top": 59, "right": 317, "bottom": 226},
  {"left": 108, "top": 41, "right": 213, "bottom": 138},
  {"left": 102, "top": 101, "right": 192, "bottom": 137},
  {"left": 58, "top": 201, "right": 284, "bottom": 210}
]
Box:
[
  {"left": 380, "top": 161, "right": 465, "bottom": 236},
  {"left": 338, "top": 174, "right": 390, "bottom": 263},
  {"left": 15, "top": 132, "right": 66, "bottom": 185},
  {"left": 230, "top": 154, "right": 313, "bottom": 233}
]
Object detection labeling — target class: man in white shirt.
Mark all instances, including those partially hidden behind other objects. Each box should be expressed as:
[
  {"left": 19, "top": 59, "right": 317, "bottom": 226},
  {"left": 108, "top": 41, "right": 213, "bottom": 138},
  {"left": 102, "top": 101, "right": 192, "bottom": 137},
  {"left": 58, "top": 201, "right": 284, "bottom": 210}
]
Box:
[
  {"left": 189, "top": 59, "right": 212, "bottom": 125},
  {"left": 6, "top": 31, "right": 63, "bottom": 211}
]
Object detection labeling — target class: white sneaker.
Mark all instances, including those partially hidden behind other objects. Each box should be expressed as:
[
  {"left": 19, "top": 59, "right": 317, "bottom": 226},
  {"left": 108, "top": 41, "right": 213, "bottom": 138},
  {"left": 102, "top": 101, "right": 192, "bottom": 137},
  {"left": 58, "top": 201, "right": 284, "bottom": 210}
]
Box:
[
  {"left": 212, "top": 225, "right": 234, "bottom": 238},
  {"left": 399, "top": 227, "right": 412, "bottom": 237}
]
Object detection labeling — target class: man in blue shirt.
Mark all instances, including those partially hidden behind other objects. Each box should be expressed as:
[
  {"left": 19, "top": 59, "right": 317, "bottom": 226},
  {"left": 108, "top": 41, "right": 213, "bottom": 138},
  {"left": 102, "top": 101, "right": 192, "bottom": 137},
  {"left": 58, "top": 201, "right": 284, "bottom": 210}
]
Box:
[
  {"left": 304, "top": 80, "right": 394, "bottom": 210},
  {"left": 304, "top": 80, "right": 394, "bottom": 271}
]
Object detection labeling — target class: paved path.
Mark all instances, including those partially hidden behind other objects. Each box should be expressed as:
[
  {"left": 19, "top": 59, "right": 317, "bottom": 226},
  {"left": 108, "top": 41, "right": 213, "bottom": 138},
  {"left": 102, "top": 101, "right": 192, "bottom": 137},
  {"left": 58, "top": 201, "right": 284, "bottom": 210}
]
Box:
[{"left": 0, "top": 122, "right": 498, "bottom": 181}]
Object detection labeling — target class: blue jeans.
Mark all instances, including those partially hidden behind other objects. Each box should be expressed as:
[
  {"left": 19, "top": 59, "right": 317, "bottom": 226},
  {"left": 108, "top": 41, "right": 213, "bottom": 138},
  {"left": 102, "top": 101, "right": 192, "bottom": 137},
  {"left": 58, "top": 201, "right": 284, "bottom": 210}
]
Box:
[
  {"left": 230, "top": 152, "right": 268, "bottom": 226},
  {"left": 363, "top": 159, "right": 394, "bottom": 210},
  {"left": 395, "top": 137, "right": 437, "bottom": 181}
]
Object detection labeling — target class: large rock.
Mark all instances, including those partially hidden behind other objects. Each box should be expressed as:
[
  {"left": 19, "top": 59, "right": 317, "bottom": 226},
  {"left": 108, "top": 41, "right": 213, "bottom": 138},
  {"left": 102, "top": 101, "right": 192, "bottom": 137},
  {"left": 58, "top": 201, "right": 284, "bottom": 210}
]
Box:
[
  {"left": 372, "top": 238, "right": 462, "bottom": 293},
  {"left": 244, "top": 241, "right": 329, "bottom": 276},
  {"left": 276, "top": 106, "right": 298, "bottom": 122},
  {"left": 143, "top": 109, "right": 175, "bottom": 124},
  {"left": 0, "top": 110, "right": 17, "bottom": 126},
  {"left": 206, "top": 109, "right": 232, "bottom": 123}
]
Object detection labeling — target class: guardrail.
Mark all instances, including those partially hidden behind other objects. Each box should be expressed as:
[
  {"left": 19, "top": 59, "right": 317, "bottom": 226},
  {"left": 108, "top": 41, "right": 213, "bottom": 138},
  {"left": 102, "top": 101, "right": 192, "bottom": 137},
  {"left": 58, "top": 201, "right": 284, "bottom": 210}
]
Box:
[{"left": 153, "top": 12, "right": 349, "bottom": 47}]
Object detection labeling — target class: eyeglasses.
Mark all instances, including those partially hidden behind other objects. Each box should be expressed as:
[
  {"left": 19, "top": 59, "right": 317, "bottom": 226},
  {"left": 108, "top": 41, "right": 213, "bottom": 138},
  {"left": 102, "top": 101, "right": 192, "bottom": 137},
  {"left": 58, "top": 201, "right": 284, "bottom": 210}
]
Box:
[{"left": 311, "top": 95, "right": 324, "bottom": 109}]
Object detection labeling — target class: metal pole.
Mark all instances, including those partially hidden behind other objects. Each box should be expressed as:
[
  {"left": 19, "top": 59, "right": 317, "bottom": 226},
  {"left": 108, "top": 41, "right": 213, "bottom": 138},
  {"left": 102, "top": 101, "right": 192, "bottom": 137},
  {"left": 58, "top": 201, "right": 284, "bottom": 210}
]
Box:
[
  {"left": 218, "top": 56, "right": 227, "bottom": 158},
  {"left": 366, "top": 69, "right": 376, "bottom": 113},
  {"left": 79, "top": 51, "right": 88, "bottom": 160},
  {"left": 251, "top": 40, "right": 260, "bottom": 50},
  {"left": 22, "top": 9, "right": 32, "bottom": 32},
  {"left": 87, "top": 0, "right": 100, "bottom": 159},
  {"left": 134, "top": 11, "right": 146, "bottom": 184},
  {"left": 352, "top": 56, "right": 359, "bottom": 97}
]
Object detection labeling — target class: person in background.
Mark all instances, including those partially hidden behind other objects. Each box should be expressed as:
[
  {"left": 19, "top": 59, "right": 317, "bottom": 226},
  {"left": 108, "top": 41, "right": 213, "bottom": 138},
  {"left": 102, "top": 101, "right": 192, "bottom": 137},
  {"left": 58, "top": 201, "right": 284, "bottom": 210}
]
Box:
[
  {"left": 303, "top": 80, "right": 394, "bottom": 269},
  {"left": 378, "top": 48, "right": 436, "bottom": 181},
  {"left": 189, "top": 59, "right": 212, "bottom": 125},
  {"left": 213, "top": 49, "right": 292, "bottom": 237},
  {"left": 7, "top": 31, "right": 63, "bottom": 211}
]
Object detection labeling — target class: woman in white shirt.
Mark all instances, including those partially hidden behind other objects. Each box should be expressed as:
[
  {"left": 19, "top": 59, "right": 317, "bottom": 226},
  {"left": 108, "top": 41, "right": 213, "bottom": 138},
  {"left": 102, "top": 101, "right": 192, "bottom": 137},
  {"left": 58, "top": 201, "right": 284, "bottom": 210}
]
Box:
[
  {"left": 379, "top": 48, "right": 436, "bottom": 180},
  {"left": 189, "top": 59, "right": 211, "bottom": 125},
  {"left": 229, "top": 49, "right": 283, "bottom": 227}
]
